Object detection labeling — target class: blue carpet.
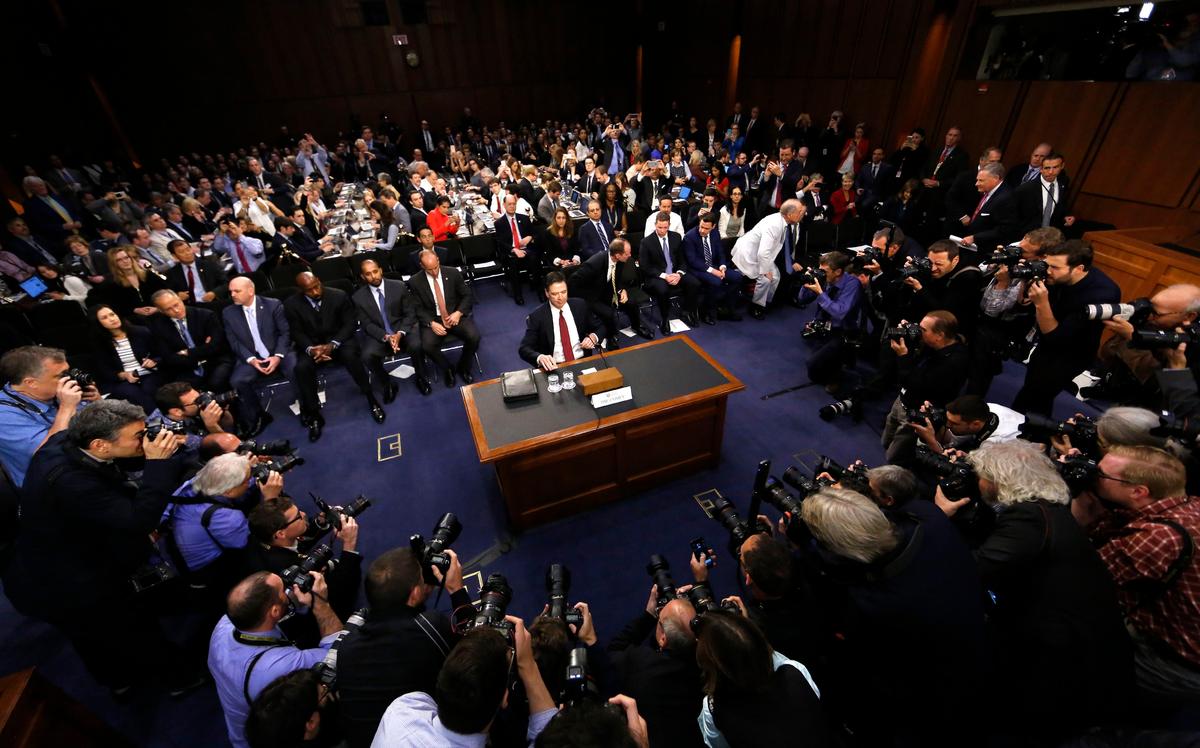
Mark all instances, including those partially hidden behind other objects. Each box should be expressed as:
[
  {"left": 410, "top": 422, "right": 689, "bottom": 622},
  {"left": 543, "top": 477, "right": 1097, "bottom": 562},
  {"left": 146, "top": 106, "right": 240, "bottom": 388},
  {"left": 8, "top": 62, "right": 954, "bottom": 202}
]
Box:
[{"left": 0, "top": 280, "right": 1099, "bottom": 746}]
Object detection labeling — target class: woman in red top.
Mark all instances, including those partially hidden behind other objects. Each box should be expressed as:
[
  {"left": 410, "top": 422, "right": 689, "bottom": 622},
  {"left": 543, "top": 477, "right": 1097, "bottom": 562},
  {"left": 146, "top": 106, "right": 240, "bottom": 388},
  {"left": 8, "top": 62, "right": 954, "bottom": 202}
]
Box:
[
  {"left": 838, "top": 122, "right": 870, "bottom": 177},
  {"left": 830, "top": 172, "right": 858, "bottom": 225},
  {"left": 705, "top": 163, "right": 730, "bottom": 201},
  {"left": 425, "top": 195, "right": 461, "bottom": 242}
]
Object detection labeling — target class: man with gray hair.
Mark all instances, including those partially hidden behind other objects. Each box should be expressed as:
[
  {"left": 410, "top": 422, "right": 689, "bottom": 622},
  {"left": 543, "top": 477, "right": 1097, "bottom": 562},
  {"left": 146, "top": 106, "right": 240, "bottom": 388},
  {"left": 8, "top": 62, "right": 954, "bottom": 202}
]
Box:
[
  {"left": 731, "top": 198, "right": 806, "bottom": 319},
  {"left": 959, "top": 162, "right": 1019, "bottom": 249},
  {"left": 21, "top": 175, "right": 83, "bottom": 243},
  {"left": 3, "top": 399, "right": 202, "bottom": 696}
]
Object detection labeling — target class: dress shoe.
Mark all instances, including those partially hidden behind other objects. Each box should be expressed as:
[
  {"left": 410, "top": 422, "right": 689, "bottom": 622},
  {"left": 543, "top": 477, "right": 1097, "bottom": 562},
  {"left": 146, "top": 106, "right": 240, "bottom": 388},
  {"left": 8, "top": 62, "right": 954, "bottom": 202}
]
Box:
[
  {"left": 514, "top": 294, "right": 525, "bottom": 306},
  {"left": 416, "top": 376, "right": 433, "bottom": 396},
  {"left": 444, "top": 368, "right": 457, "bottom": 388},
  {"left": 457, "top": 367, "right": 475, "bottom": 385},
  {"left": 607, "top": 337, "right": 621, "bottom": 350},
  {"left": 659, "top": 319, "right": 671, "bottom": 335},
  {"left": 243, "top": 412, "right": 273, "bottom": 439},
  {"left": 369, "top": 402, "right": 386, "bottom": 423},
  {"left": 306, "top": 417, "right": 323, "bottom": 442},
  {"left": 749, "top": 304, "right": 766, "bottom": 320},
  {"left": 702, "top": 311, "right": 716, "bottom": 325},
  {"left": 682, "top": 312, "right": 697, "bottom": 326},
  {"left": 383, "top": 380, "right": 400, "bottom": 404},
  {"left": 636, "top": 325, "right": 656, "bottom": 340}
]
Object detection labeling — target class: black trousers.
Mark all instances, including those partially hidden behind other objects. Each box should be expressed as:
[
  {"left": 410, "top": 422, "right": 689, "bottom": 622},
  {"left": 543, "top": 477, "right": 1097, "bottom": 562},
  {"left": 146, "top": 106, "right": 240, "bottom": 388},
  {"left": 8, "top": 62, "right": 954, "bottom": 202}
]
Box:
[
  {"left": 419, "top": 317, "right": 480, "bottom": 372},
  {"left": 506, "top": 250, "right": 542, "bottom": 298},
  {"left": 1012, "top": 348, "right": 1089, "bottom": 417},
  {"left": 644, "top": 273, "right": 701, "bottom": 321},
  {"left": 362, "top": 332, "right": 426, "bottom": 390},
  {"left": 807, "top": 335, "right": 855, "bottom": 385},
  {"left": 589, "top": 298, "right": 645, "bottom": 342},
  {"left": 231, "top": 352, "right": 321, "bottom": 425},
  {"left": 301, "top": 338, "right": 372, "bottom": 397}
]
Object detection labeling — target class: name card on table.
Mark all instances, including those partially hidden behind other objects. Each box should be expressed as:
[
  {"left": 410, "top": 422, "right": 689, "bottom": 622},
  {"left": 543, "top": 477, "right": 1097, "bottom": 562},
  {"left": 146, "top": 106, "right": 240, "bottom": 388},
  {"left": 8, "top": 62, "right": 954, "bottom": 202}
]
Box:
[{"left": 591, "top": 386, "right": 633, "bottom": 408}]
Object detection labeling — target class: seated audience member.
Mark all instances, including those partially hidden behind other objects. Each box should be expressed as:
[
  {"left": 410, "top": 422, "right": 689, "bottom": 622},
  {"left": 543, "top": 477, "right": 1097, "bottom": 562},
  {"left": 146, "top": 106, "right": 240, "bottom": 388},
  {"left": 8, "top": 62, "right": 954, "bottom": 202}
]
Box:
[
  {"left": 335, "top": 546, "right": 473, "bottom": 748},
  {"left": 683, "top": 214, "right": 744, "bottom": 323},
  {"left": 209, "top": 571, "right": 344, "bottom": 748},
  {"left": 89, "top": 245, "right": 169, "bottom": 319},
  {"left": 22, "top": 175, "right": 82, "bottom": 244},
  {"left": 370, "top": 621, "right": 556, "bottom": 747},
  {"left": 493, "top": 194, "right": 541, "bottom": 305},
  {"left": 132, "top": 225, "right": 175, "bottom": 274},
  {"left": 4, "top": 401, "right": 194, "bottom": 697},
  {"left": 519, "top": 271, "right": 602, "bottom": 371},
  {"left": 570, "top": 237, "right": 655, "bottom": 345},
  {"left": 540, "top": 207, "right": 581, "bottom": 273},
  {"left": 351, "top": 258, "right": 430, "bottom": 398},
  {"left": 364, "top": 199, "right": 400, "bottom": 252},
  {"left": 166, "top": 238, "right": 228, "bottom": 306},
  {"left": 222, "top": 277, "right": 322, "bottom": 440},
  {"left": 536, "top": 180, "right": 563, "bottom": 225},
  {"left": 935, "top": 440, "right": 1133, "bottom": 740},
  {"left": 685, "top": 188, "right": 720, "bottom": 231},
  {"left": 578, "top": 199, "right": 615, "bottom": 260},
  {"left": 641, "top": 196, "right": 685, "bottom": 238},
  {"left": 425, "top": 195, "right": 461, "bottom": 243},
  {"left": 1081, "top": 446, "right": 1200, "bottom": 705},
  {"left": 694, "top": 611, "right": 829, "bottom": 748},
  {"left": 639, "top": 211, "right": 701, "bottom": 333},
  {"left": 0, "top": 346, "right": 99, "bottom": 487},
  {"left": 718, "top": 185, "right": 751, "bottom": 240},
  {"left": 379, "top": 188, "right": 414, "bottom": 237},
  {"left": 213, "top": 216, "right": 268, "bottom": 275},
  {"left": 408, "top": 249, "right": 479, "bottom": 387},
  {"left": 878, "top": 179, "right": 923, "bottom": 237},
  {"left": 88, "top": 304, "right": 161, "bottom": 411},
  {"left": 285, "top": 271, "right": 382, "bottom": 422},
  {"left": 148, "top": 289, "right": 232, "bottom": 391},
  {"left": 62, "top": 234, "right": 109, "bottom": 284},
  {"left": 798, "top": 173, "right": 829, "bottom": 223},
  {"left": 4, "top": 216, "right": 62, "bottom": 267}
]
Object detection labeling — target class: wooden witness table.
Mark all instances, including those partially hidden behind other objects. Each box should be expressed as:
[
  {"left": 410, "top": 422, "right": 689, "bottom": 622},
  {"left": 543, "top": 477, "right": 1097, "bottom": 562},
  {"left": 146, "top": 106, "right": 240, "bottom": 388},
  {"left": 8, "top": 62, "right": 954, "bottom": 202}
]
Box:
[{"left": 461, "top": 336, "right": 744, "bottom": 530}]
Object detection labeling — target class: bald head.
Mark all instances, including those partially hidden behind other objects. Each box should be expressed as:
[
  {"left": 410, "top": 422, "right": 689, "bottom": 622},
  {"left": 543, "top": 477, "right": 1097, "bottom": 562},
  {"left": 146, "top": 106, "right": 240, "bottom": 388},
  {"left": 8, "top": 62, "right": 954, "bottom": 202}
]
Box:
[
  {"left": 656, "top": 598, "right": 697, "bottom": 651},
  {"left": 780, "top": 199, "right": 806, "bottom": 223},
  {"left": 229, "top": 276, "right": 256, "bottom": 307},
  {"left": 1151, "top": 284, "right": 1200, "bottom": 327}
]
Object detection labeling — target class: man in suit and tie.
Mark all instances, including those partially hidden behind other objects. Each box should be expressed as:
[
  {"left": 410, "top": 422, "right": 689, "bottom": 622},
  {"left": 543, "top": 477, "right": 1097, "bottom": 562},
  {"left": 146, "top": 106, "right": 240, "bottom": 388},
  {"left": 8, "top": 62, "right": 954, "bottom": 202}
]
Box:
[
  {"left": 640, "top": 211, "right": 701, "bottom": 334},
  {"left": 742, "top": 106, "right": 765, "bottom": 155},
  {"left": 285, "top": 272, "right": 384, "bottom": 423},
  {"left": 246, "top": 158, "right": 292, "bottom": 212},
  {"left": 408, "top": 250, "right": 480, "bottom": 388},
  {"left": 44, "top": 155, "right": 90, "bottom": 196},
  {"left": 726, "top": 102, "right": 744, "bottom": 130},
  {"left": 732, "top": 199, "right": 807, "bottom": 319},
  {"left": 922, "top": 127, "right": 969, "bottom": 191},
  {"left": 683, "top": 215, "right": 745, "bottom": 324},
  {"left": 599, "top": 123, "right": 631, "bottom": 176},
  {"left": 222, "top": 277, "right": 323, "bottom": 440},
  {"left": 577, "top": 199, "right": 614, "bottom": 260},
  {"left": 417, "top": 119, "right": 437, "bottom": 156},
  {"left": 1004, "top": 143, "right": 1054, "bottom": 192},
  {"left": 1014, "top": 152, "right": 1076, "bottom": 236},
  {"left": 21, "top": 177, "right": 83, "bottom": 245},
  {"left": 578, "top": 157, "right": 601, "bottom": 200},
  {"left": 149, "top": 290, "right": 233, "bottom": 392},
  {"left": 166, "top": 240, "right": 228, "bottom": 307},
  {"left": 351, "top": 259, "right": 431, "bottom": 400},
  {"left": 3, "top": 217, "right": 61, "bottom": 267},
  {"left": 633, "top": 162, "right": 672, "bottom": 215},
  {"left": 406, "top": 190, "right": 429, "bottom": 236},
  {"left": 537, "top": 182, "right": 563, "bottom": 225},
  {"left": 380, "top": 190, "right": 414, "bottom": 236},
  {"left": 213, "top": 217, "right": 267, "bottom": 276},
  {"left": 493, "top": 195, "right": 541, "bottom": 306},
  {"left": 519, "top": 271, "right": 603, "bottom": 371},
  {"left": 854, "top": 148, "right": 895, "bottom": 213},
  {"left": 569, "top": 237, "right": 655, "bottom": 346},
  {"left": 63, "top": 239, "right": 110, "bottom": 284},
  {"left": 959, "top": 163, "right": 1020, "bottom": 251},
  {"left": 758, "top": 141, "right": 805, "bottom": 216},
  {"left": 944, "top": 149, "right": 1004, "bottom": 237}
]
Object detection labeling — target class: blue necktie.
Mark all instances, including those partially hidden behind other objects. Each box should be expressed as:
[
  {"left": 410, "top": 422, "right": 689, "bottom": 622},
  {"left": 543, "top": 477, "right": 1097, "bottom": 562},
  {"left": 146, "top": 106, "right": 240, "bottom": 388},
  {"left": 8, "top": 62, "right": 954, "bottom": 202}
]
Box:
[
  {"left": 662, "top": 237, "right": 673, "bottom": 274},
  {"left": 375, "top": 287, "right": 393, "bottom": 335},
  {"left": 782, "top": 224, "right": 794, "bottom": 274},
  {"left": 177, "top": 319, "right": 203, "bottom": 376}
]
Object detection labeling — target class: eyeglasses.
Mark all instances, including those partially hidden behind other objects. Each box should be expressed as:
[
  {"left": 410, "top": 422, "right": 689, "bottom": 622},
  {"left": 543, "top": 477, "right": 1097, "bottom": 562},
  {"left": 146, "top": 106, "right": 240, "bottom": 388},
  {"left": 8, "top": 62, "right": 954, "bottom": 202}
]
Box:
[{"left": 1097, "top": 471, "right": 1138, "bottom": 486}]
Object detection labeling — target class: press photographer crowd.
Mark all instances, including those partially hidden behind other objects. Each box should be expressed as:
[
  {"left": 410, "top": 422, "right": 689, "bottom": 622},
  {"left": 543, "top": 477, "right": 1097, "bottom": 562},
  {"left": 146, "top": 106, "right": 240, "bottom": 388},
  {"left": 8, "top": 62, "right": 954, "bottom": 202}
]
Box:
[{"left": 1, "top": 100, "right": 1199, "bottom": 748}]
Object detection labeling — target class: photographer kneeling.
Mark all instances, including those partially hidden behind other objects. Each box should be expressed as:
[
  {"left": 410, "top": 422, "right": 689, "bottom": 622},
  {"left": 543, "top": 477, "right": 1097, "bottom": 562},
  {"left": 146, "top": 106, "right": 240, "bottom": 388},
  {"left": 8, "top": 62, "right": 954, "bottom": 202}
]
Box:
[
  {"left": 801, "top": 251, "right": 864, "bottom": 395},
  {"left": 909, "top": 394, "right": 1024, "bottom": 455},
  {"left": 934, "top": 439, "right": 1133, "bottom": 740}
]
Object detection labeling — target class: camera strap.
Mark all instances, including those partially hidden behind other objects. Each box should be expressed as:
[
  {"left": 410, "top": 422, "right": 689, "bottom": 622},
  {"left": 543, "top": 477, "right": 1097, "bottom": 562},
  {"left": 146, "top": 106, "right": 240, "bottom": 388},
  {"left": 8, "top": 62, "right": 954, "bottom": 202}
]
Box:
[
  {"left": 0, "top": 391, "right": 53, "bottom": 426},
  {"left": 238, "top": 640, "right": 291, "bottom": 706},
  {"left": 1115, "top": 517, "right": 1194, "bottom": 606},
  {"left": 413, "top": 613, "right": 451, "bottom": 657}
]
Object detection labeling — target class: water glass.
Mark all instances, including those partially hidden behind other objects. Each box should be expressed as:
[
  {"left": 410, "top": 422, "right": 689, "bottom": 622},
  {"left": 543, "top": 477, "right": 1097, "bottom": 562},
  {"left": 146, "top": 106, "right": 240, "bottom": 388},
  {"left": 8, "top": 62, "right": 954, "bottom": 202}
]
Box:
[
  {"left": 547, "top": 373, "right": 562, "bottom": 393},
  {"left": 561, "top": 371, "right": 576, "bottom": 391}
]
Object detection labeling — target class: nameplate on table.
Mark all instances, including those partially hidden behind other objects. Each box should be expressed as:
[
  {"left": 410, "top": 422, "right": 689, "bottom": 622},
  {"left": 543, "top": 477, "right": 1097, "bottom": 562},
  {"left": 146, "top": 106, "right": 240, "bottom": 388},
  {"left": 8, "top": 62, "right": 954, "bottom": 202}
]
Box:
[{"left": 591, "top": 386, "right": 633, "bottom": 408}]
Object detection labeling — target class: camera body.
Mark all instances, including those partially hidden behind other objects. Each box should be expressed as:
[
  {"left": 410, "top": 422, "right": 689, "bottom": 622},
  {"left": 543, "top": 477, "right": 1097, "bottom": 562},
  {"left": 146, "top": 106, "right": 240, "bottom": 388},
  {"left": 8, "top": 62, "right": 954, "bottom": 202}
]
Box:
[
  {"left": 409, "top": 512, "right": 462, "bottom": 584},
  {"left": 896, "top": 257, "right": 932, "bottom": 285},
  {"left": 237, "top": 438, "right": 293, "bottom": 457},
  {"left": 195, "top": 390, "right": 236, "bottom": 409},
  {"left": 1010, "top": 260, "right": 1049, "bottom": 282},
  {"left": 906, "top": 405, "right": 947, "bottom": 431},
  {"left": 250, "top": 452, "right": 305, "bottom": 482},
  {"left": 145, "top": 419, "right": 189, "bottom": 441},
  {"left": 987, "top": 244, "right": 1023, "bottom": 267},
  {"left": 798, "top": 267, "right": 827, "bottom": 287},
  {"left": 1019, "top": 413, "right": 1100, "bottom": 457},
  {"left": 312, "top": 494, "right": 373, "bottom": 532},
  {"left": 281, "top": 544, "right": 334, "bottom": 594},
  {"left": 545, "top": 563, "right": 584, "bottom": 629},
  {"left": 914, "top": 445, "right": 978, "bottom": 500},
  {"left": 801, "top": 319, "right": 833, "bottom": 340},
  {"left": 461, "top": 573, "right": 515, "bottom": 639},
  {"left": 815, "top": 456, "right": 872, "bottom": 494},
  {"left": 64, "top": 367, "right": 95, "bottom": 389},
  {"left": 1058, "top": 455, "right": 1101, "bottom": 495},
  {"left": 884, "top": 322, "right": 923, "bottom": 345},
  {"left": 646, "top": 555, "right": 678, "bottom": 608}
]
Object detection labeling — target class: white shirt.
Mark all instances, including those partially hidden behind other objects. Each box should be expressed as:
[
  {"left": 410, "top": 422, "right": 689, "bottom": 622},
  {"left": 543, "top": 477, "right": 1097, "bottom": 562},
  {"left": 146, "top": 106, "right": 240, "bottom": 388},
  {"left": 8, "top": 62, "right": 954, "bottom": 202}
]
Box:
[
  {"left": 424, "top": 272, "right": 445, "bottom": 317},
  {"left": 731, "top": 212, "right": 790, "bottom": 279},
  {"left": 179, "top": 261, "right": 207, "bottom": 297},
  {"left": 233, "top": 199, "right": 276, "bottom": 236},
  {"left": 986, "top": 403, "right": 1025, "bottom": 443},
  {"left": 1039, "top": 177, "right": 1059, "bottom": 213},
  {"left": 552, "top": 303, "right": 583, "bottom": 363},
  {"left": 642, "top": 211, "right": 685, "bottom": 239}
]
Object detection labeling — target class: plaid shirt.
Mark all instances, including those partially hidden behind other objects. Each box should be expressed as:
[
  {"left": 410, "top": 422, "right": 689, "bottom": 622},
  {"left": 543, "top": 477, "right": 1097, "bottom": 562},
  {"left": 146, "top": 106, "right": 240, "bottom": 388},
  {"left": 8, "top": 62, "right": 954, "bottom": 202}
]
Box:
[{"left": 1091, "top": 495, "right": 1200, "bottom": 667}]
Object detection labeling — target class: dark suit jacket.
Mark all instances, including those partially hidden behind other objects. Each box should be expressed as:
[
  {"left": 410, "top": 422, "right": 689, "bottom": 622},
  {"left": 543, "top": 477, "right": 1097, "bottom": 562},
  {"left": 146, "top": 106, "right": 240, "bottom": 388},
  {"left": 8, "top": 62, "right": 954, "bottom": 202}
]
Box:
[
  {"left": 407, "top": 267, "right": 473, "bottom": 328},
  {"left": 407, "top": 206, "right": 429, "bottom": 235},
  {"left": 944, "top": 170, "right": 982, "bottom": 226},
  {"left": 639, "top": 232, "right": 687, "bottom": 281},
  {"left": 598, "top": 134, "right": 632, "bottom": 174},
  {"left": 515, "top": 178, "right": 537, "bottom": 207},
  {"left": 758, "top": 160, "right": 805, "bottom": 211},
  {"left": 926, "top": 146, "right": 970, "bottom": 185},
  {"left": 166, "top": 259, "right": 228, "bottom": 302},
  {"left": 283, "top": 287, "right": 357, "bottom": 351},
  {"left": 518, "top": 298, "right": 600, "bottom": 366},
  {"left": 21, "top": 196, "right": 80, "bottom": 244},
  {"left": 964, "top": 185, "right": 1020, "bottom": 249},
  {"left": 800, "top": 190, "right": 830, "bottom": 222},
  {"left": 1003, "top": 163, "right": 1043, "bottom": 192},
  {"left": 635, "top": 176, "right": 673, "bottom": 214},
  {"left": 570, "top": 250, "right": 643, "bottom": 305},
  {"left": 682, "top": 228, "right": 728, "bottom": 273},
  {"left": 855, "top": 161, "right": 895, "bottom": 199},
  {"left": 5, "top": 235, "right": 60, "bottom": 267},
  {"left": 492, "top": 212, "right": 535, "bottom": 258},
  {"left": 146, "top": 307, "right": 227, "bottom": 378},
  {"left": 64, "top": 249, "right": 111, "bottom": 279},
  {"left": 93, "top": 324, "right": 157, "bottom": 385},
  {"left": 538, "top": 229, "right": 580, "bottom": 265},
  {"left": 352, "top": 280, "right": 418, "bottom": 342},
  {"left": 221, "top": 296, "right": 293, "bottom": 362},
  {"left": 577, "top": 217, "right": 615, "bottom": 260},
  {"left": 1014, "top": 178, "right": 1070, "bottom": 235},
  {"left": 577, "top": 172, "right": 602, "bottom": 198}
]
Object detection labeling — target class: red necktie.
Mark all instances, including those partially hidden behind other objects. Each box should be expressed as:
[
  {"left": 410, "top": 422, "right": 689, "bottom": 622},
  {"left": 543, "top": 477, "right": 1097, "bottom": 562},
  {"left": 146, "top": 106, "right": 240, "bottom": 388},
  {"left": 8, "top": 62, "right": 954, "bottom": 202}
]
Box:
[
  {"left": 971, "top": 193, "right": 988, "bottom": 222},
  {"left": 186, "top": 265, "right": 198, "bottom": 297},
  {"left": 510, "top": 216, "right": 520, "bottom": 251},
  {"left": 939, "top": 147, "right": 950, "bottom": 164},
  {"left": 235, "top": 240, "right": 251, "bottom": 272},
  {"left": 558, "top": 310, "right": 575, "bottom": 362}
]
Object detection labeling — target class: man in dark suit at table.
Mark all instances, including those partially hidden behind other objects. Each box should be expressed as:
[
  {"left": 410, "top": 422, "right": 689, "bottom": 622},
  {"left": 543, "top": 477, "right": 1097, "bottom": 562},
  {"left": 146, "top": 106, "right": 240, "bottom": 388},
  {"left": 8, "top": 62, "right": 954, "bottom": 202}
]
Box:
[
  {"left": 577, "top": 199, "right": 615, "bottom": 260},
  {"left": 854, "top": 148, "right": 895, "bottom": 213},
  {"left": 570, "top": 237, "right": 655, "bottom": 347},
  {"left": 149, "top": 289, "right": 232, "bottom": 392},
  {"left": 1013, "top": 152, "right": 1076, "bottom": 236},
  {"left": 493, "top": 194, "right": 541, "bottom": 306},
  {"left": 640, "top": 211, "right": 701, "bottom": 334},
  {"left": 407, "top": 190, "right": 429, "bottom": 236},
  {"left": 683, "top": 215, "right": 744, "bottom": 324},
  {"left": 959, "top": 163, "right": 1020, "bottom": 251},
  {"left": 758, "top": 140, "right": 805, "bottom": 217},
  {"left": 222, "top": 276, "right": 323, "bottom": 441},
  {"left": 519, "top": 271, "right": 602, "bottom": 371},
  {"left": 408, "top": 249, "right": 480, "bottom": 388},
  {"left": 165, "top": 239, "right": 228, "bottom": 308},
  {"left": 286, "top": 271, "right": 385, "bottom": 423},
  {"left": 352, "top": 258, "right": 430, "bottom": 400}
]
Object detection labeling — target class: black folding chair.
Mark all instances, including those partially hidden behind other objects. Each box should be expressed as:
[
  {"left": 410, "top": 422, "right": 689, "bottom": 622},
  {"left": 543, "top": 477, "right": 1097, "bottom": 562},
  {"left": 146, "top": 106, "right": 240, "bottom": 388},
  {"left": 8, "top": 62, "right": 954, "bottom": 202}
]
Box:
[{"left": 312, "top": 256, "right": 352, "bottom": 283}]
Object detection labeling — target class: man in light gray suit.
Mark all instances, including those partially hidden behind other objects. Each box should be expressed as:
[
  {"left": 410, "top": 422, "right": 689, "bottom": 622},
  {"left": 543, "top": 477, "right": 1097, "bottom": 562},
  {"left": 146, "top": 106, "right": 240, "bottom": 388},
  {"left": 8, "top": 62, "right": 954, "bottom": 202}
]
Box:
[
  {"left": 537, "top": 181, "right": 563, "bottom": 225},
  {"left": 731, "top": 199, "right": 806, "bottom": 319}
]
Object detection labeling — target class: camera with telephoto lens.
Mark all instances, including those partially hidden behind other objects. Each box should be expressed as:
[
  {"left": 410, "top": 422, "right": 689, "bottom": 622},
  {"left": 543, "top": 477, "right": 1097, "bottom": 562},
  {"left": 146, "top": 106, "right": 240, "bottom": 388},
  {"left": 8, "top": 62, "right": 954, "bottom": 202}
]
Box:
[
  {"left": 546, "top": 563, "right": 584, "bottom": 629},
  {"left": 409, "top": 512, "right": 462, "bottom": 584},
  {"left": 781, "top": 466, "right": 822, "bottom": 498},
  {"left": 563, "top": 646, "right": 600, "bottom": 706},
  {"left": 707, "top": 495, "right": 755, "bottom": 554},
  {"left": 281, "top": 543, "right": 334, "bottom": 594},
  {"left": 195, "top": 390, "right": 236, "bottom": 409},
  {"left": 760, "top": 475, "right": 805, "bottom": 515},
  {"left": 798, "top": 267, "right": 827, "bottom": 286},
  {"left": 914, "top": 445, "right": 979, "bottom": 500},
  {"left": 250, "top": 452, "right": 305, "bottom": 482},
  {"left": 1085, "top": 297, "right": 1153, "bottom": 325},
  {"left": 905, "top": 405, "right": 947, "bottom": 431},
  {"left": 1009, "top": 260, "right": 1049, "bottom": 282},
  {"left": 895, "top": 257, "right": 932, "bottom": 285},
  {"left": 64, "top": 367, "right": 95, "bottom": 388},
  {"left": 801, "top": 319, "right": 833, "bottom": 339},
  {"left": 1058, "top": 454, "right": 1101, "bottom": 496},
  {"left": 461, "top": 573, "right": 515, "bottom": 639},
  {"left": 815, "top": 456, "right": 872, "bottom": 494},
  {"left": 884, "top": 322, "right": 923, "bottom": 345},
  {"left": 987, "top": 244, "right": 1023, "bottom": 267},
  {"left": 819, "top": 396, "right": 863, "bottom": 422},
  {"left": 237, "top": 439, "right": 293, "bottom": 456},
  {"left": 1128, "top": 326, "right": 1200, "bottom": 351},
  {"left": 1018, "top": 413, "right": 1100, "bottom": 457},
  {"left": 312, "top": 494, "right": 373, "bottom": 532},
  {"left": 682, "top": 581, "right": 740, "bottom": 616},
  {"left": 145, "top": 419, "right": 188, "bottom": 441},
  {"left": 311, "top": 609, "right": 366, "bottom": 692},
  {"left": 645, "top": 555, "right": 678, "bottom": 608}
]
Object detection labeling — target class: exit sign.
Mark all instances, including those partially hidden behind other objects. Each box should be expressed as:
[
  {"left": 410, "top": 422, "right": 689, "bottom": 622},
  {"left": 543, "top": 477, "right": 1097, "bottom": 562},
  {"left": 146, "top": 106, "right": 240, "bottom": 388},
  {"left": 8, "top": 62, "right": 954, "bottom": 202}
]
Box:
[{"left": 392, "top": 34, "right": 409, "bottom": 46}]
